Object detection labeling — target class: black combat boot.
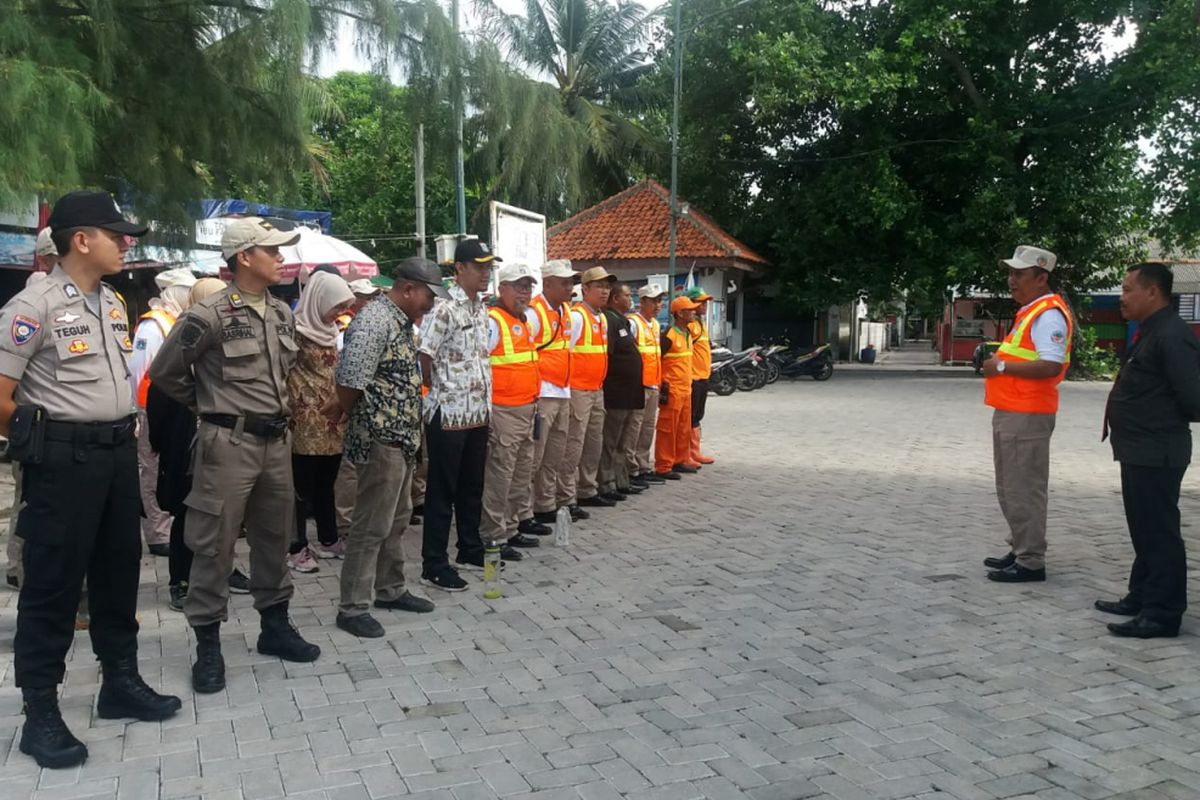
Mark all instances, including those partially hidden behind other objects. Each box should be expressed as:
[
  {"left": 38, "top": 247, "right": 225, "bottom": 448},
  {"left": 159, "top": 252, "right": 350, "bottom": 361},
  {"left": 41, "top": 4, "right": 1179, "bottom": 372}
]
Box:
[
  {"left": 96, "top": 658, "right": 182, "bottom": 721},
  {"left": 257, "top": 602, "right": 321, "bottom": 662},
  {"left": 192, "top": 623, "right": 226, "bottom": 694},
  {"left": 19, "top": 687, "right": 88, "bottom": 768}
]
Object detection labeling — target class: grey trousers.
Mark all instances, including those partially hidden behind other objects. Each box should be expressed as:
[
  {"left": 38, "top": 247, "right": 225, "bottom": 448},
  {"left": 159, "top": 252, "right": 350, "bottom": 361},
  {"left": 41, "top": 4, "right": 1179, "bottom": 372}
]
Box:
[
  {"left": 992, "top": 409, "right": 1056, "bottom": 570},
  {"left": 529, "top": 397, "right": 571, "bottom": 516},
  {"left": 627, "top": 386, "right": 660, "bottom": 476},
  {"left": 598, "top": 409, "right": 636, "bottom": 494},
  {"left": 183, "top": 421, "right": 294, "bottom": 626},
  {"left": 564, "top": 389, "right": 606, "bottom": 502},
  {"left": 339, "top": 441, "right": 414, "bottom": 617}
]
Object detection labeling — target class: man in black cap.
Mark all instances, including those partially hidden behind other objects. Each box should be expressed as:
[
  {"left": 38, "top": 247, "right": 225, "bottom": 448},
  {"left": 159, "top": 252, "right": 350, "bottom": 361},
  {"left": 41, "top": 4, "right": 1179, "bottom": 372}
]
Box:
[{"left": 0, "top": 191, "right": 182, "bottom": 768}]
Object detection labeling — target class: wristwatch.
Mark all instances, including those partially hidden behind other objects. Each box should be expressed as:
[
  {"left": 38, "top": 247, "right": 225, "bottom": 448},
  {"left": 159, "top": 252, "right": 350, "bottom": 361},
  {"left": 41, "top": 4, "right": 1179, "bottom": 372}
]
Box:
[{"left": 996, "top": 361, "right": 1006, "bottom": 374}]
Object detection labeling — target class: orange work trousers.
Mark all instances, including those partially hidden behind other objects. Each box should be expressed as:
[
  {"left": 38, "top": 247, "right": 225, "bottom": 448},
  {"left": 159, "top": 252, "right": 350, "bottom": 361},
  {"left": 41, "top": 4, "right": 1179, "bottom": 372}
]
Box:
[{"left": 654, "top": 390, "right": 692, "bottom": 474}]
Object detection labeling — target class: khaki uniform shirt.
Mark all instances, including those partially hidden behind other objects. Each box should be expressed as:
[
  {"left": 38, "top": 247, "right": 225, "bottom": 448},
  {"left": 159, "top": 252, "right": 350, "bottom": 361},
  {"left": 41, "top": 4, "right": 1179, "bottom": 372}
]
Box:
[
  {"left": 149, "top": 286, "right": 297, "bottom": 417},
  {"left": 0, "top": 265, "right": 135, "bottom": 422}
]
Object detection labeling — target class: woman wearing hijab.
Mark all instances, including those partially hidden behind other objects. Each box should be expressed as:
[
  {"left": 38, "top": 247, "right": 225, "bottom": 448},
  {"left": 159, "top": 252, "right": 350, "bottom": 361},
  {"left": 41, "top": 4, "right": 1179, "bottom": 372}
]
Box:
[
  {"left": 287, "top": 271, "right": 356, "bottom": 573},
  {"left": 145, "top": 278, "right": 232, "bottom": 611}
]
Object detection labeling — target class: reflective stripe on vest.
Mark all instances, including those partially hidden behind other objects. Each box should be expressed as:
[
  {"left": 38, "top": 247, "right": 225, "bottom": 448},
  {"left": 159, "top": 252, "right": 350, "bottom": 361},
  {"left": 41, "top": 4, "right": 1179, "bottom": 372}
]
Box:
[
  {"left": 135, "top": 309, "right": 177, "bottom": 408},
  {"left": 688, "top": 320, "right": 712, "bottom": 379},
  {"left": 629, "top": 312, "right": 661, "bottom": 386},
  {"left": 531, "top": 294, "right": 570, "bottom": 388},
  {"left": 661, "top": 326, "right": 693, "bottom": 396},
  {"left": 984, "top": 294, "right": 1073, "bottom": 415},
  {"left": 488, "top": 306, "right": 539, "bottom": 406},
  {"left": 570, "top": 303, "right": 608, "bottom": 391}
]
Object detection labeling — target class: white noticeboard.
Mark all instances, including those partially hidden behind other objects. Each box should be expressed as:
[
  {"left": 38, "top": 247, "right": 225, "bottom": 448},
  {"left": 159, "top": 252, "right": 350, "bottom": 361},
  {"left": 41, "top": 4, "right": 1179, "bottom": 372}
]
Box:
[{"left": 490, "top": 201, "right": 546, "bottom": 294}]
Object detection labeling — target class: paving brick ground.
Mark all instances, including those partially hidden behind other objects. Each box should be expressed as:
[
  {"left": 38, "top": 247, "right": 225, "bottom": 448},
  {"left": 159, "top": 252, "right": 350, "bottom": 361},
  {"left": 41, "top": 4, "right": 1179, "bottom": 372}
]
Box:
[{"left": 1, "top": 368, "right": 1198, "bottom": 800}]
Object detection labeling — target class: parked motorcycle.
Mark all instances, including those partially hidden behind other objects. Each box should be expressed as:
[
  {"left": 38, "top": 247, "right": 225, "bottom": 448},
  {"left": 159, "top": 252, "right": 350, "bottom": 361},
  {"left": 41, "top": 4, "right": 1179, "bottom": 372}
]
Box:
[
  {"left": 776, "top": 344, "right": 834, "bottom": 381},
  {"left": 710, "top": 346, "right": 761, "bottom": 396}
]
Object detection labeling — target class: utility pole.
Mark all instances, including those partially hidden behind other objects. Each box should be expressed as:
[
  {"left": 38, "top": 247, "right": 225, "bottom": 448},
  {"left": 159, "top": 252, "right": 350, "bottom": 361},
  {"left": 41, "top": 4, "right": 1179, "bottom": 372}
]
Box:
[
  {"left": 415, "top": 123, "right": 427, "bottom": 258},
  {"left": 667, "top": 0, "right": 682, "bottom": 303},
  {"left": 452, "top": 0, "right": 467, "bottom": 235}
]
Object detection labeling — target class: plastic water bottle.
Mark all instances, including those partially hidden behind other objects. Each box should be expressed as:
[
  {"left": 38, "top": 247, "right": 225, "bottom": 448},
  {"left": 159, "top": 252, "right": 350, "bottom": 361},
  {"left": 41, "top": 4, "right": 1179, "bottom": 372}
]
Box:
[
  {"left": 555, "top": 506, "right": 571, "bottom": 547},
  {"left": 482, "top": 540, "right": 502, "bottom": 600}
]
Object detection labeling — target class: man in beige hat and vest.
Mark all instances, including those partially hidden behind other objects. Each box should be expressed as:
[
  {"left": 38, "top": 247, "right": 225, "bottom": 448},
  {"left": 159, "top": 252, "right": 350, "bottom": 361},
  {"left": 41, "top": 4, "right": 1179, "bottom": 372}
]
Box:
[
  {"left": 151, "top": 217, "right": 322, "bottom": 694},
  {"left": 562, "top": 266, "right": 614, "bottom": 516},
  {"left": 981, "top": 245, "right": 1073, "bottom": 583}
]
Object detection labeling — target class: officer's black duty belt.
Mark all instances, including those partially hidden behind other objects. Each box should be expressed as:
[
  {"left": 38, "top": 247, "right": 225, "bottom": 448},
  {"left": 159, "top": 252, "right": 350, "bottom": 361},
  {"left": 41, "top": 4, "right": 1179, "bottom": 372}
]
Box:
[
  {"left": 201, "top": 413, "right": 289, "bottom": 439},
  {"left": 44, "top": 415, "right": 136, "bottom": 446}
]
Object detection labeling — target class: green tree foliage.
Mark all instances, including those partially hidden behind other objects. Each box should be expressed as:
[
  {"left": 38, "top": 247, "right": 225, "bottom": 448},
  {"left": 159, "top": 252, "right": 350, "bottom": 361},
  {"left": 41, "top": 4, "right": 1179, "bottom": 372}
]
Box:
[
  {"left": 0, "top": 0, "right": 439, "bottom": 220},
  {"left": 292, "top": 72, "right": 458, "bottom": 272},
  {"left": 661, "top": 0, "right": 1199, "bottom": 311},
  {"left": 469, "top": 0, "right": 664, "bottom": 218}
]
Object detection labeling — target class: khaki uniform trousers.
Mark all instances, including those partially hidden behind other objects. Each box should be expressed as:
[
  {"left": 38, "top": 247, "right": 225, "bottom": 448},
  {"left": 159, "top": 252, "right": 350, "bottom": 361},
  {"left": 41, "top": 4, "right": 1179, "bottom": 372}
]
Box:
[
  {"left": 598, "top": 409, "right": 636, "bottom": 494},
  {"left": 528, "top": 396, "right": 571, "bottom": 516},
  {"left": 992, "top": 409, "right": 1056, "bottom": 570},
  {"left": 183, "top": 421, "right": 294, "bottom": 626},
  {"left": 339, "top": 441, "right": 414, "bottom": 617},
  {"left": 136, "top": 409, "right": 171, "bottom": 547},
  {"left": 482, "top": 403, "right": 536, "bottom": 543},
  {"left": 562, "top": 389, "right": 606, "bottom": 502},
  {"left": 333, "top": 457, "right": 358, "bottom": 540},
  {"left": 626, "top": 386, "right": 660, "bottom": 476}
]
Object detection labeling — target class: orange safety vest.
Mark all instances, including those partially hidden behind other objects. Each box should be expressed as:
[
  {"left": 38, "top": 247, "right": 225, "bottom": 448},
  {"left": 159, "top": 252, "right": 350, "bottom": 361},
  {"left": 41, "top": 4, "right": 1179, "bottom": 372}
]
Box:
[
  {"left": 530, "top": 294, "right": 571, "bottom": 388},
  {"left": 135, "top": 309, "right": 177, "bottom": 408},
  {"left": 488, "top": 306, "right": 539, "bottom": 407},
  {"left": 984, "top": 293, "right": 1073, "bottom": 414},
  {"left": 569, "top": 302, "right": 608, "bottom": 391},
  {"left": 688, "top": 319, "right": 712, "bottom": 379},
  {"left": 629, "top": 312, "right": 661, "bottom": 387},
  {"left": 661, "top": 325, "right": 693, "bottom": 395}
]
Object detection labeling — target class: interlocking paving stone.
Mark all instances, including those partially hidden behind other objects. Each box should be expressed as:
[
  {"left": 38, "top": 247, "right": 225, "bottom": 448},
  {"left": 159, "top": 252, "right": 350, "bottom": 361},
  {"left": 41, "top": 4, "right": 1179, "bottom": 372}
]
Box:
[{"left": 3, "top": 372, "right": 1200, "bottom": 799}]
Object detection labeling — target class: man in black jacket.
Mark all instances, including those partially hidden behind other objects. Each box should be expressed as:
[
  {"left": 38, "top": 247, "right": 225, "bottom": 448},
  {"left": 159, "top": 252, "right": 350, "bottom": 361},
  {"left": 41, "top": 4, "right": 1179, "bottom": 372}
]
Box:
[
  {"left": 598, "top": 283, "right": 646, "bottom": 501},
  {"left": 1100, "top": 262, "right": 1200, "bottom": 638}
]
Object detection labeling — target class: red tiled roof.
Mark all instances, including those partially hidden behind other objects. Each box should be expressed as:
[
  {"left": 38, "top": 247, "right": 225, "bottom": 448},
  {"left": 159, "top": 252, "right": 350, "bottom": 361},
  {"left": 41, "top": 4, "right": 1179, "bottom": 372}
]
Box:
[{"left": 547, "top": 179, "right": 768, "bottom": 268}]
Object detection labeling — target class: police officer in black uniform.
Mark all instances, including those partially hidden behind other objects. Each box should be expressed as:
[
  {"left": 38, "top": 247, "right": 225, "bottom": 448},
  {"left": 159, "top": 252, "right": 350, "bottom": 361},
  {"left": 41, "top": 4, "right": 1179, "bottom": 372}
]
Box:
[{"left": 0, "top": 192, "right": 182, "bottom": 769}]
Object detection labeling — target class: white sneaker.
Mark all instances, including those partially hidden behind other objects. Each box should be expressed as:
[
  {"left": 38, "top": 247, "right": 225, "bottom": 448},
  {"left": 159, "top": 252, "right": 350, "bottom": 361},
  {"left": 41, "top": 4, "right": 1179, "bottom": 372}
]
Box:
[
  {"left": 314, "top": 540, "right": 346, "bottom": 559},
  {"left": 287, "top": 547, "right": 320, "bottom": 573}
]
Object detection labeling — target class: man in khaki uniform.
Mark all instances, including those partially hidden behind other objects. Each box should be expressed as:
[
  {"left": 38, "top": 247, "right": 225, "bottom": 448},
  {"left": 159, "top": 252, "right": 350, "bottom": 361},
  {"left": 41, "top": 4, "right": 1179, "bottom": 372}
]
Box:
[
  {"left": 151, "top": 217, "right": 321, "bottom": 693},
  {"left": 482, "top": 263, "right": 541, "bottom": 552}
]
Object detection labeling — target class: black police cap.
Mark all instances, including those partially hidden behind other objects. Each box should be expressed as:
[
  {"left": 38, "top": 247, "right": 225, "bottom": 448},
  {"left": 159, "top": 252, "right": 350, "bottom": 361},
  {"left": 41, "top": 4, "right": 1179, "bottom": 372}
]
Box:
[{"left": 48, "top": 191, "right": 149, "bottom": 237}]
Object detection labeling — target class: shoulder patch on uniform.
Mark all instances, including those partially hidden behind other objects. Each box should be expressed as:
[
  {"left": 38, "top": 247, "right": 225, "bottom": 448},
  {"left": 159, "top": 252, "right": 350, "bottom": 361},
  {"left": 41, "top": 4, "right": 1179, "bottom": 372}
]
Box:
[
  {"left": 1050, "top": 330, "right": 1066, "bottom": 344},
  {"left": 135, "top": 338, "right": 148, "bottom": 350},
  {"left": 11, "top": 315, "right": 40, "bottom": 345},
  {"left": 180, "top": 317, "right": 209, "bottom": 348},
  {"left": 229, "top": 292, "right": 244, "bottom": 308}
]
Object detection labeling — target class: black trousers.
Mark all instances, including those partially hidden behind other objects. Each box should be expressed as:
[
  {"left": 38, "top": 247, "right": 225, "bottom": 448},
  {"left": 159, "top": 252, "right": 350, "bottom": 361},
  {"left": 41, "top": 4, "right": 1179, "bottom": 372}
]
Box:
[
  {"left": 15, "top": 438, "right": 141, "bottom": 687},
  {"left": 1121, "top": 461, "right": 1189, "bottom": 623},
  {"left": 291, "top": 453, "right": 342, "bottom": 551},
  {"left": 421, "top": 411, "right": 488, "bottom": 573},
  {"left": 691, "top": 379, "right": 709, "bottom": 427},
  {"left": 168, "top": 513, "right": 193, "bottom": 586}
]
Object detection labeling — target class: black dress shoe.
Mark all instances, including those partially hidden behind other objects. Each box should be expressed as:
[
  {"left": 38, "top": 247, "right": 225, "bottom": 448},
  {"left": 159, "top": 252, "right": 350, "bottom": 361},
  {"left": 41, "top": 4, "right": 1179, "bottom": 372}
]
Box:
[
  {"left": 656, "top": 471, "right": 682, "bottom": 481},
  {"left": 533, "top": 510, "right": 557, "bottom": 524},
  {"left": 569, "top": 504, "right": 590, "bottom": 521},
  {"left": 673, "top": 464, "right": 698, "bottom": 474},
  {"left": 1108, "top": 615, "right": 1180, "bottom": 639},
  {"left": 375, "top": 591, "right": 435, "bottom": 613},
  {"left": 630, "top": 476, "right": 649, "bottom": 488},
  {"left": 986, "top": 563, "right": 1046, "bottom": 583},
  {"left": 618, "top": 484, "right": 645, "bottom": 494},
  {"left": 1094, "top": 598, "right": 1141, "bottom": 616},
  {"left": 508, "top": 533, "right": 540, "bottom": 548},
  {"left": 578, "top": 495, "right": 616, "bottom": 508},
  {"left": 599, "top": 491, "right": 627, "bottom": 502},
  {"left": 518, "top": 518, "right": 552, "bottom": 535},
  {"left": 641, "top": 472, "right": 666, "bottom": 484},
  {"left": 336, "top": 612, "right": 385, "bottom": 638},
  {"left": 983, "top": 551, "right": 1016, "bottom": 570},
  {"left": 499, "top": 544, "right": 525, "bottom": 561}
]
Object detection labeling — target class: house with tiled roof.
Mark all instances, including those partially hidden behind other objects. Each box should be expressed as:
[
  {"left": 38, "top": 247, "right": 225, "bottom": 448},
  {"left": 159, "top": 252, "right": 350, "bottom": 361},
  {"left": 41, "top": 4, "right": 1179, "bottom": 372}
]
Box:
[{"left": 547, "top": 179, "right": 768, "bottom": 349}]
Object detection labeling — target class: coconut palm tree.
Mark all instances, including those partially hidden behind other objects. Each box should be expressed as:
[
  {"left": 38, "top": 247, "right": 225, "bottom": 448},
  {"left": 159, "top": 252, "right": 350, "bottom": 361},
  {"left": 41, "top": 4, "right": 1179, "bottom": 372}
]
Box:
[{"left": 469, "top": 0, "right": 663, "bottom": 218}]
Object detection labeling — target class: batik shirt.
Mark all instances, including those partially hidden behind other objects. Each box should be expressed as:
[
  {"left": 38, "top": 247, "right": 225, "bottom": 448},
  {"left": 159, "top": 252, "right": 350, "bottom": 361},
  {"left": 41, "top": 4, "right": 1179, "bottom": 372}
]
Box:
[
  {"left": 336, "top": 296, "right": 422, "bottom": 464},
  {"left": 418, "top": 282, "right": 492, "bottom": 429}
]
